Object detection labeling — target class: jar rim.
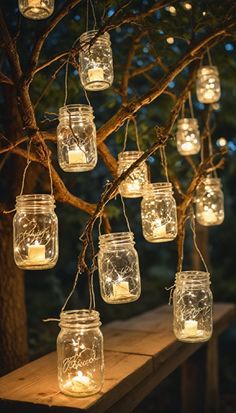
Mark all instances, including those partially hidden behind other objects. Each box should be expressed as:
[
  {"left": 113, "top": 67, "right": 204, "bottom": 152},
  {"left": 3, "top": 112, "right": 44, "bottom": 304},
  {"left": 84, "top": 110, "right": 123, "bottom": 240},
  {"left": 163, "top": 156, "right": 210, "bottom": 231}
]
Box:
[
  {"left": 177, "top": 117, "right": 198, "bottom": 124},
  {"left": 176, "top": 270, "right": 210, "bottom": 276},
  {"left": 59, "top": 309, "right": 101, "bottom": 327},
  {"left": 99, "top": 231, "right": 134, "bottom": 246},
  {"left": 143, "top": 182, "right": 172, "bottom": 190},
  {"left": 59, "top": 104, "right": 93, "bottom": 115},
  {"left": 80, "top": 30, "right": 110, "bottom": 42},
  {"left": 118, "top": 151, "right": 144, "bottom": 159},
  {"left": 16, "top": 194, "right": 55, "bottom": 203},
  {"left": 197, "top": 65, "right": 218, "bottom": 73},
  {"left": 99, "top": 231, "right": 134, "bottom": 240},
  {"left": 200, "top": 177, "right": 221, "bottom": 186}
]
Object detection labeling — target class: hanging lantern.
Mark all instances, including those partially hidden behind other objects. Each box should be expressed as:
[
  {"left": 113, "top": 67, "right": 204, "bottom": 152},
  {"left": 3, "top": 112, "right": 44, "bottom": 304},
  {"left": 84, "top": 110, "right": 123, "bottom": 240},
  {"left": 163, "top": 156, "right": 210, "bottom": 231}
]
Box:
[
  {"left": 141, "top": 183, "right": 178, "bottom": 243},
  {"left": 196, "top": 66, "right": 221, "bottom": 104},
  {"left": 79, "top": 31, "right": 114, "bottom": 91},
  {"left": 117, "top": 151, "right": 148, "bottom": 198},
  {"left": 196, "top": 177, "right": 224, "bottom": 226},
  {"left": 98, "top": 232, "right": 141, "bottom": 304},
  {"left": 173, "top": 271, "right": 213, "bottom": 343},
  {"left": 176, "top": 118, "right": 200, "bottom": 156},
  {"left": 57, "top": 310, "right": 104, "bottom": 397},
  {"left": 18, "top": 0, "right": 54, "bottom": 19},
  {"left": 57, "top": 105, "right": 97, "bottom": 172},
  {"left": 13, "top": 195, "right": 58, "bottom": 270}
]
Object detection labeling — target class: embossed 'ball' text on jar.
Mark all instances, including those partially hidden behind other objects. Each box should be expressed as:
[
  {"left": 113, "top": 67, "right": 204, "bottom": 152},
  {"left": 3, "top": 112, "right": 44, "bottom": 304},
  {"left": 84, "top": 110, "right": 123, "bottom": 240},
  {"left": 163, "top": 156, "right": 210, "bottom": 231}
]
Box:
[
  {"left": 196, "top": 177, "right": 224, "bottom": 226},
  {"left": 13, "top": 194, "right": 58, "bottom": 270},
  {"left": 57, "top": 105, "right": 97, "bottom": 172},
  {"left": 79, "top": 31, "right": 114, "bottom": 91},
  {"left": 117, "top": 151, "right": 149, "bottom": 198},
  {"left": 18, "top": 0, "right": 54, "bottom": 20},
  {"left": 141, "top": 183, "right": 178, "bottom": 243},
  {"left": 173, "top": 271, "right": 213, "bottom": 343},
  {"left": 176, "top": 118, "right": 200, "bottom": 156},
  {"left": 98, "top": 232, "right": 141, "bottom": 304},
  {"left": 57, "top": 310, "right": 104, "bottom": 397},
  {"left": 196, "top": 66, "right": 221, "bottom": 104}
]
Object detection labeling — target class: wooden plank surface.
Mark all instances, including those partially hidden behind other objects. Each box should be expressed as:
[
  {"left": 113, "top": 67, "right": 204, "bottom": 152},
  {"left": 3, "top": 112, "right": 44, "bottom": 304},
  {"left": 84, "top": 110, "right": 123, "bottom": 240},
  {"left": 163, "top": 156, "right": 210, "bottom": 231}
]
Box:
[{"left": 0, "top": 303, "right": 235, "bottom": 413}]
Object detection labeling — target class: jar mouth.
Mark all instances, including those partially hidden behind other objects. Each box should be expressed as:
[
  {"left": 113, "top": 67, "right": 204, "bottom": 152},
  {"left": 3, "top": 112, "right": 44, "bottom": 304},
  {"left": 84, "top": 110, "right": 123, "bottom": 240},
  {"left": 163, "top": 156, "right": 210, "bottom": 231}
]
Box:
[
  {"left": 80, "top": 30, "right": 110, "bottom": 44},
  {"left": 144, "top": 182, "right": 172, "bottom": 191},
  {"left": 59, "top": 104, "right": 93, "bottom": 117},
  {"left": 16, "top": 194, "right": 55, "bottom": 208},
  {"left": 198, "top": 65, "right": 218, "bottom": 74},
  {"left": 175, "top": 271, "right": 210, "bottom": 286},
  {"left": 118, "top": 151, "right": 144, "bottom": 161},
  {"left": 59, "top": 309, "right": 101, "bottom": 328},
  {"left": 199, "top": 177, "right": 221, "bottom": 187},
  {"left": 177, "top": 118, "right": 198, "bottom": 125},
  {"left": 99, "top": 231, "right": 134, "bottom": 246}
]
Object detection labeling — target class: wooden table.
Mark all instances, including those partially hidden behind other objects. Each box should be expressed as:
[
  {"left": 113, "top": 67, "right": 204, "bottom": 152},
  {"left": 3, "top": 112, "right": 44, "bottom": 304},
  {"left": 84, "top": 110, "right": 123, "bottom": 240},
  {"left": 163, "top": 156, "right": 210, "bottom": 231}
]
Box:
[{"left": 0, "top": 303, "right": 235, "bottom": 413}]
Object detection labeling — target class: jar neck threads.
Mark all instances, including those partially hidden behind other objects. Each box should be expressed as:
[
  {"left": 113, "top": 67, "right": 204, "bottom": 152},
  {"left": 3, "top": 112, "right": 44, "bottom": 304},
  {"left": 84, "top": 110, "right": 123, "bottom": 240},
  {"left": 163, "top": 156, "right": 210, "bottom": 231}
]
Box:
[
  {"left": 59, "top": 310, "right": 101, "bottom": 329},
  {"left": 15, "top": 194, "right": 55, "bottom": 211},
  {"left": 59, "top": 104, "right": 94, "bottom": 122},
  {"left": 80, "top": 30, "right": 111, "bottom": 47},
  {"left": 143, "top": 182, "right": 173, "bottom": 196},
  {"left": 175, "top": 271, "right": 210, "bottom": 288},
  {"left": 99, "top": 232, "right": 134, "bottom": 248}
]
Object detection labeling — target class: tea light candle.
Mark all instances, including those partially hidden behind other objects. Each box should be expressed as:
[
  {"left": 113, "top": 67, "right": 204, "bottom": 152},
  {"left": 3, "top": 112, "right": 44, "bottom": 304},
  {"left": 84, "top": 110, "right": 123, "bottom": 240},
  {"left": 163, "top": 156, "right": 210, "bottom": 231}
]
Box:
[
  {"left": 68, "top": 149, "right": 86, "bottom": 164},
  {"left": 153, "top": 224, "right": 167, "bottom": 238},
  {"left": 204, "top": 89, "right": 215, "bottom": 101},
  {"left": 184, "top": 320, "right": 198, "bottom": 336},
  {"left": 201, "top": 209, "right": 217, "bottom": 224},
  {"left": 113, "top": 282, "right": 130, "bottom": 298},
  {"left": 28, "top": 243, "right": 46, "bottom": 261},
  {"left": 127, "top": 181, "right": 140, "bottom": 192},
  {"left": 180, "top": 141, "right": 194, "bottom": 153},
  {"left": 64, "top": 371, "right": 91, "bottom": 392},
  {"left": 88, "top": 68, "right": 104, "bottom": 82}
]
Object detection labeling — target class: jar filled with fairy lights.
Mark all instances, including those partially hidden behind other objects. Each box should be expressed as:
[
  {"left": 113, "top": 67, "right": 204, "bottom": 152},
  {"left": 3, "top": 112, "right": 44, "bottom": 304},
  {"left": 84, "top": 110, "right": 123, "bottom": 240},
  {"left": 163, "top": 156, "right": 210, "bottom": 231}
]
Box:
[
  {"left": 57, "top": 310, "right": 104, "bottom": 397},
  {"left": 18, "top": 0, "right": 54, "bottom": 19},
  {"left": 173, "top": 271, "right": 213, "bottom": 343},
  {"left": 176, "top": 118, "right": 200, "bottom": 156},
  {"left": 98, "top": 232, "right": 141, "bottom": 304},
  {"left": 195, "top": 177, "right": 224, "bottom": 226},
  {"left": 13, "top": 194, "right": 58, "bottom": 270},
  {"left": 79, "top": 31, "right": 114, "bottom": 91},
  {"left": 141, "top": 183, "right": 177, "bottom": 243},
  {"left": 196, "top": 66, "right": 221, "bottom": 104},
  {"left": 57, "top": 105, "right": 97, "bottom": 172},
  {"left": 117, "top": 151, "right": 148, "bottom": 198}
]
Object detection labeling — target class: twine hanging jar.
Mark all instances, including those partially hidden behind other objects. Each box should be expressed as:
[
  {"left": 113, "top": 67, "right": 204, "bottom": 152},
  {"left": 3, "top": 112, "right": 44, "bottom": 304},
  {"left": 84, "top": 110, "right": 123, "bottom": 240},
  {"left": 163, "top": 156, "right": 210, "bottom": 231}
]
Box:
[
  {"left": 57, "top": 105, "right": 97, "bottom": 172},
  {"left": 79, "top": 31, "right": 114, "bottom": 91},
  {"left": 57, "top": 310, "right": 104, "bottom": 397},
  {"left": 173, "top": 271, "right": 213, "bottom": 343},
  {"left": 141, "top": 183, "right": 178, "bottom": 242},
  {"left": 196, "top": 66, "right": 221, "bottom": 104},
  {"left": 13, "top": 194, "right": 58, "bottom": 270},
  {"left": 195, "top": 177, "right": 224, "bottom": 226},
  {"left": 18, "top": 0, "right": 54, "bottom": 19},
  {"left": 98, "top": 232, "right": 141, "bottom": 304},
  {"left": 117, "top": 151, "right": 149, "bottom": 198}
]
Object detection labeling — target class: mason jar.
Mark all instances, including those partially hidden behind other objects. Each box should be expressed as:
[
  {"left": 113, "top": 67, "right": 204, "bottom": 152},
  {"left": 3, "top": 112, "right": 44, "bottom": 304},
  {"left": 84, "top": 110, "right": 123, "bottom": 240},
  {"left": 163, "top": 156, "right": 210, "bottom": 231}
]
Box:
[
  {"left": 13, "top": 194, "right": 58, "bottom": 270},
  {"left": 176, "top": 118, "right": 200, "bottom": 156},
  {"left": 98, "top": 232, "right": 141, "bottom": 304},
  {"left": 196, "top": 177, "right": 224, "bottom": 226},
  {"left": 79, "top": 30, "right": 113, "bottom": 91},
  {"left": 173, "top": 271, "right": 213, "bottom": 343},
  {"left": 57, "top": 310, "right": 104, "bottom": 397},
  {"left": 141, "top": 183, "right": 177, "bottom": 243},
  {"left": 117, "top": 151, "right": 149, "bottom": 198},
  {"left": 57, "top": 105, "right": 97, "bottom": 172},
  {"left": 18, "top": 0, "right": 54, "bottom": 19},
  {"left": 196, "top": 66, "right": 221, "bottom": 104}
]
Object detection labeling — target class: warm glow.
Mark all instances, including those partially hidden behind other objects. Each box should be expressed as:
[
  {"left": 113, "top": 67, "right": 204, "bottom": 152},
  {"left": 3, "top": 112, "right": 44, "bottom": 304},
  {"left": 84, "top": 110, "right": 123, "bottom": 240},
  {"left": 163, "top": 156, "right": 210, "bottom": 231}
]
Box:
[
  {"left": 166, "top": 37, "right": 174, "bottom": 44},
  {"left": 183, "top": 2, "right": 192, "bottom": 10}
]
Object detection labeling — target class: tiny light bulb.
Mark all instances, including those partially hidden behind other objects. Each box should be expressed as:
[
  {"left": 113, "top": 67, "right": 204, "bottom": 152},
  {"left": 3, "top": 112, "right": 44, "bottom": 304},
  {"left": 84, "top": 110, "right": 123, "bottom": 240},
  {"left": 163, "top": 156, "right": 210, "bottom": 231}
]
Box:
[
  {"left": 216, "top": 137, "right": 227, "bottom": 147},
  {"left": 183, "top": 2, "right": 192, "bottom": 10},
  {"left": 167, "top": 6, "right": 177, "bottom": 15},
  {"left": 167, "top": 37, "right": 174, "bottom": 44}
]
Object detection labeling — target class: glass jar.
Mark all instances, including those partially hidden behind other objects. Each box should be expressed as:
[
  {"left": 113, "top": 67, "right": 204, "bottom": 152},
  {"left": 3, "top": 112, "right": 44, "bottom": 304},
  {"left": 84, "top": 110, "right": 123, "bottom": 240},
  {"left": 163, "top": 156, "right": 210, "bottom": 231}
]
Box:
[
  {"left": 176, "top": 118, "right": 200, "bottom": 156},
  {"left": 13, "top": 194, "right": 58, "bottom": 270},
  {"left": 18, "top": 0, "right": 54, "bottom": 19},
  {"left": 141, "top": 183, "right": 177, "bottom": 243},
  {"left": 196, "top": 177, "right": 224, "bottom": 226},
  {"left": 57, "top": 310, "right": 104, "bottom": 397},
  {"left": 196, "top": 66, "right": 221, "bottom": 104},
  {"left": 117, "top": 151, "right": 149, "bottom": 198},
  {"left": 98, "top": 232, "right": 141, "bottom": 304},
  {"left": 173, "top": 271, "right": 213, "bottom": 343},
  {"left": 79, "top": 31, "right": 114, "bottom": 91},
  {"left": 57, "top": 105, "right": 97, "bottom": 172}
]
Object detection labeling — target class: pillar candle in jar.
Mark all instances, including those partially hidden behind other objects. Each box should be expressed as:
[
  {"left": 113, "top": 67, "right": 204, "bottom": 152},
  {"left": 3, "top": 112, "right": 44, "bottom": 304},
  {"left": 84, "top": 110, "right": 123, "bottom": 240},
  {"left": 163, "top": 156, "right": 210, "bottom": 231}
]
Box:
[
  {"left": 113, "top": 281, "right": 130, "bottom": 298},
  {"left": 184, "top": 319, "right": 198, "bottom": 336},
  {"left": 88, "top": 68, "right": 104, "bottom": 82},
  {"left": 28, "top": 243, "right": 46, "bottom": 261},
  {"left": 68, "top": 149, "right": 86, "bottom": 164}
]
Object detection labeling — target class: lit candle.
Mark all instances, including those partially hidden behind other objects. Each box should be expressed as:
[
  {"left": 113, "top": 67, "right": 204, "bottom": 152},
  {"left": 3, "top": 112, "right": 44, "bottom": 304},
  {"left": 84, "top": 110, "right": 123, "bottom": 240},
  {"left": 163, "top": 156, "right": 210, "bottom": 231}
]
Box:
[
  {"left": 153, "top": 224, "right": 167, "bottom": 238},
  {"left": 127, "top": 181, "right": 140, "bottom": 192},
  {"left": 184, "top": 320, "right": 198, "bottom": 336},
  {"left": 181, "top": 141, "right": 194, "bottom": 153},
  {"left": 64, "top": 371, "right": 91, "bottom": 392},
  {"left": 113, "top": 282, "right": 130, "bottom": 298},
  {"left": 201, "top": 209, "right": 217, "bottom": 224},
  {"left": 88, "top": 68, "right": 104, "bottom": 82},
  {"left": 28, "top": 243, "right": 46, "bottom": 262},
  {"left": 68, "top": 149, "right": 86, "bottom": 164},
  {"left": 204, "top": 89, "right": 215, "bottom": 100}
]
